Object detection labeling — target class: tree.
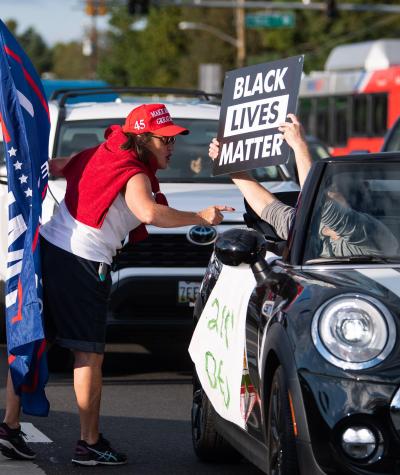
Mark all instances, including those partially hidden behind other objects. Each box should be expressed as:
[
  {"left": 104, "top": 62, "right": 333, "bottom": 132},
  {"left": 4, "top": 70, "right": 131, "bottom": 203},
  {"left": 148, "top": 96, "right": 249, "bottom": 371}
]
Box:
[
  {"left": 98, "top": 0, "right": 400, "bottom": 87},
  {"left": 18, "top": 27, "right": 52, "bottom": 74},
  {"left": 98, "top": 5, "right": 187, "bottom": 87},
  {"left": 97, "top": 5, "right": 143, "bottom": 85},
  {"left": 3, "top": 19, "right": 52, "bottom": 75},
  {"left": 52, "top": 42, "right": 92, "bottom": 79}
]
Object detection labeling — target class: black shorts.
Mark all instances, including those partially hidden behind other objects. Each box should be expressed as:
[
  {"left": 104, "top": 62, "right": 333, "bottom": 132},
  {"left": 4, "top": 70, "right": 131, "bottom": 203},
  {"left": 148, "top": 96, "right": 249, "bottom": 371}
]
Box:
[{"left": 41, "top": 237, "right": 112, "bottom": 354}]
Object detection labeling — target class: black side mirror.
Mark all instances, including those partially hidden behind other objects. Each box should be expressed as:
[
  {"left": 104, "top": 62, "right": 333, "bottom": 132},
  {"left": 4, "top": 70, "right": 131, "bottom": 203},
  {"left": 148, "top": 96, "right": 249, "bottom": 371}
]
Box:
[
  {"left": 215, "top": 228, "right": 287, "bottom": 287},
  {"left": 215, "top": 228, "right": 267, "bottom": 267}
]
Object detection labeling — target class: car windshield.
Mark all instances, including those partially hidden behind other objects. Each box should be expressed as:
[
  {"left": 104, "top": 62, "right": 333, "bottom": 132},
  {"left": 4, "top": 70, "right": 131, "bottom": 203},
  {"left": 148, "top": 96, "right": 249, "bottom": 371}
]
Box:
[
  {"left": 304, "top": 161, "right": 400, "bottom": 263},
  {"left": 55, "top": 119, "right": 286, "bottom": 184}
]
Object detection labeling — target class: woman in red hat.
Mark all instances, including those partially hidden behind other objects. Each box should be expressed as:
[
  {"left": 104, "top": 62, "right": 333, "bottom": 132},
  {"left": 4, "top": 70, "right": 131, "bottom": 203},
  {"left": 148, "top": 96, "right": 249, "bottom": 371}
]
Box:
[{"left": 1, "top": 103, "right": 233, "bottom": 467}]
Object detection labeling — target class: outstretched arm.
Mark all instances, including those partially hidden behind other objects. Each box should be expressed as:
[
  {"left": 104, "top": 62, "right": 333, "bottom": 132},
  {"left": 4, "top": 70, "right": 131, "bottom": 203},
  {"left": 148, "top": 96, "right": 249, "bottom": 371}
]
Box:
[
  {"left": 124, "top": 173, "right": 234, "bottom": 227},
  {"left": 209, "top": 139, "right": 278, "bottom": 216},
  {"left": 278, "top": 113, "right": 313, "bottom": 188}
]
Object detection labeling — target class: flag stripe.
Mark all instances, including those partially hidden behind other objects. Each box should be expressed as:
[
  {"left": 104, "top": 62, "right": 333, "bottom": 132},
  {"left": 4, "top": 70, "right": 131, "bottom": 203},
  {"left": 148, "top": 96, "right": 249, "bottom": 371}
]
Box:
[
  {"left": 7, "top": 249, "right": 24, "bottom": 262},
  {"left": 5, "top": 289, "right": 18, "bottom": 308},
  {"left": 11, "top": 279, "right": 23, "bottom": 324},
  {"left": 32, "top": 224, "right": 40, "bottom": 252},
  {"left": 17, "top": 89, "right": 34, "bottom": 117},
  {"left": 4, "top": 45, "right": 50, "bottom": 120},
  {"left": 22, "top": 339, "right": 47, "bottom": 393},
  {"left": 0, "top": 111, "right": 11, "bottom": 142}
]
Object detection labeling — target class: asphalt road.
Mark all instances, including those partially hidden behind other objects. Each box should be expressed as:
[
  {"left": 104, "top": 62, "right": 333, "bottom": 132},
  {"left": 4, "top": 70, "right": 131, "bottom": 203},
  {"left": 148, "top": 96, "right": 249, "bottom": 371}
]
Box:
[{"left": 0, "top": 340, "right": 263, "bottom": 475}]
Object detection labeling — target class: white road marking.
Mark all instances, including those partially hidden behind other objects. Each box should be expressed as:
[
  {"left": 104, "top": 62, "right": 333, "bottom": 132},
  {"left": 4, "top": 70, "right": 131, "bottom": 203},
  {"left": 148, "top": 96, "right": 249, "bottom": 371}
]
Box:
[
  {"left": 0, "top": 455, "right": 46, "bottom": 474},
  {"left": 0, "top": 424, "right": 51, "bottom": 474},
  {"left": 20, "top": 423, "right": 52, "bottom": 443}
]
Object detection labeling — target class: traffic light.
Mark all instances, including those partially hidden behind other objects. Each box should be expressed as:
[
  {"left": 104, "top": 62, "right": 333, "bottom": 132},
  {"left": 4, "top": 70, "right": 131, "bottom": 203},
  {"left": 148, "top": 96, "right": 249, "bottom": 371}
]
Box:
[
  {"left": 85, "top": 0, "right": 107, "bottom": 16},
  {"left": 98, "top": 0, "right": 107, "bottom": 15},
  {"left": 85, "top": 0, "right": 95, "bottom": 16},
  {"left": 326, "top": 0, "right": 339, "bottom": 19},
  {"left": 127, "top": 0, "right": 150, "bottom": 15}
]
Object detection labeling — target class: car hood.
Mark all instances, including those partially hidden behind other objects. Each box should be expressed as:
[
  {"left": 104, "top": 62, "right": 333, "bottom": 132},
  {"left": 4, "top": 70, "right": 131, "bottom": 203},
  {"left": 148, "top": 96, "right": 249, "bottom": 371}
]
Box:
[
  {"left": 44, "top": 179, "right": 299, "bottom": 226},
  {"left": 161, "top": 181, "right": 299, "bottom": 223},
  {"left": 305, "top": 267, "right": 400, "bottom": 313}
]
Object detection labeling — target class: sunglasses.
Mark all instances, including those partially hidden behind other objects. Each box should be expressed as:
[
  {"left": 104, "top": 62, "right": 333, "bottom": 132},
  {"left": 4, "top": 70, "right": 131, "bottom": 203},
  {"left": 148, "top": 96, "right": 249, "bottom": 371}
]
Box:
[{"left": 151, "top": 135, "right": 176, "bottom": 145}]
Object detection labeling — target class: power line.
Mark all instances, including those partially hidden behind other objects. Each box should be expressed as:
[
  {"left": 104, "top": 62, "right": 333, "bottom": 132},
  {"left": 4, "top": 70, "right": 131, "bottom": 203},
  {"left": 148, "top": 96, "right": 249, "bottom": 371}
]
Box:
[
  {"left": 302, "top": 13, "right": 400, "bottom": 61},
  {"left": 159, "top": 1, "right": 400, "bottom": 14}
]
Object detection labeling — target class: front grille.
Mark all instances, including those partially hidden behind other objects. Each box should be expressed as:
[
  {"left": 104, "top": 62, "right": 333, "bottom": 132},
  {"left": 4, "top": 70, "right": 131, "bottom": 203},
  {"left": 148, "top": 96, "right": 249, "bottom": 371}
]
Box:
[{"left": 114, "top": 234, "right": 213, "bottom": 268}]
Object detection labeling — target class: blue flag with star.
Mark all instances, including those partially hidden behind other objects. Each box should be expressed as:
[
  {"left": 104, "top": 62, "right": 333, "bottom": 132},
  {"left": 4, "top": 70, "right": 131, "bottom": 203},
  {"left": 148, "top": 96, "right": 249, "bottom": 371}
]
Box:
[{"left": 0, "top": 19, "right": 50, "bottom": 416}]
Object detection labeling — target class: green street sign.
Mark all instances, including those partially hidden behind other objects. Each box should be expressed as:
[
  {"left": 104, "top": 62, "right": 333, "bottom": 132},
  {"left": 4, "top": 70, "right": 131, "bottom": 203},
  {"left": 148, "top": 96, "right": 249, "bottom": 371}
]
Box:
[{"left": 245, "top": 12, "right": 295, "bottom": 29}]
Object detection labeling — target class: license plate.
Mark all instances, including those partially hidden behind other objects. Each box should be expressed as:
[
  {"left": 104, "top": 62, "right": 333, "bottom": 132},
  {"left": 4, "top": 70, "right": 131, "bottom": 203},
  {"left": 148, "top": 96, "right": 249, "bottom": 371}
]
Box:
[{"left": 178, "top": 281, "right": 201, "bottom": 307}]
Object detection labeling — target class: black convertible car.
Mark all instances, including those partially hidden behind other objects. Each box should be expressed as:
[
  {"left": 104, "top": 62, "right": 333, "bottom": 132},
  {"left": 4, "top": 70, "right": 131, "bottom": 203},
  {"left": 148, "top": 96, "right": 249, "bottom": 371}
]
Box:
[{"left": 191, "top": 153, "right": 400, "bottom": 475}]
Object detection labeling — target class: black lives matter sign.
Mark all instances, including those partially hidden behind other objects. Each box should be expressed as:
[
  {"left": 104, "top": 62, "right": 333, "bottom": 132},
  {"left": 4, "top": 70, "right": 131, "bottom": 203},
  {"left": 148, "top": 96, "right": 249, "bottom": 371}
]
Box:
[{"left": 213, "top": 55, "right": 303, "bottom": 176}]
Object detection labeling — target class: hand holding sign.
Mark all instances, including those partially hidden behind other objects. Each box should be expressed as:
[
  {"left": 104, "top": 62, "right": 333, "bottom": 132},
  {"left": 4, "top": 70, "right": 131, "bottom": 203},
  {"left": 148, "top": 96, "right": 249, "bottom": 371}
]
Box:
[
  {"left": 278, "top": 113, "right": 306, "bottom": 151},
  {"left": 214, "top": 55, "right": 304, "bottom": 176},
  {"left": 210, "top": 113, "right": 306, "bottom": 167},
  {"left": 209, "top": 138, "right": 219, "bottom": 161}
]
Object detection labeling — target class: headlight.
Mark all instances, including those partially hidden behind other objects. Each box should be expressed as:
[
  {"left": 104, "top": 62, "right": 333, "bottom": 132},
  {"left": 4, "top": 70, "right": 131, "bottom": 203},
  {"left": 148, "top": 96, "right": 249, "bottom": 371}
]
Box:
[{"left": 312, "top": 294, "right": 396, "bottom": 370}]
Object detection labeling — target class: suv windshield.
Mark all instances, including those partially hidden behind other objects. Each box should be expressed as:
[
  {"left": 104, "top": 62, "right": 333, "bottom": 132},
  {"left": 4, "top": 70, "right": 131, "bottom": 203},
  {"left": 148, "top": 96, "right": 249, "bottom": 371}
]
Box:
[
  {"left": 304, "top": 161, "right": 400, "bottom": 263},
  {"left": 56, "top": 119, "right": 285, "bottom": 184}
]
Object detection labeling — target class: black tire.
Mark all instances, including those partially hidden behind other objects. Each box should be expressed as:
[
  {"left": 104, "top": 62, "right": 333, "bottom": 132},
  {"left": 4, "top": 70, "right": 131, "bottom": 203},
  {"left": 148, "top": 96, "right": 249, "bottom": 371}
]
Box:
[
  {"left": 191, "top": 383, "right": 239, "bottom": 463},
  {"left": 267, "top": 366, "right": 299, "bottom": 475}
]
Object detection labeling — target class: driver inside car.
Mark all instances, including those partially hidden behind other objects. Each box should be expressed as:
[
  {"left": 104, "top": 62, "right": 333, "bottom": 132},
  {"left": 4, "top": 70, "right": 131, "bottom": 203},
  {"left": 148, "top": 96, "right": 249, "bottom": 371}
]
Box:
[
  {"left": 317, "top": 181, "right": 399, "bottom": 258},
  {"left": 208, "top": 114, "right": 399, "bottom": 259}
]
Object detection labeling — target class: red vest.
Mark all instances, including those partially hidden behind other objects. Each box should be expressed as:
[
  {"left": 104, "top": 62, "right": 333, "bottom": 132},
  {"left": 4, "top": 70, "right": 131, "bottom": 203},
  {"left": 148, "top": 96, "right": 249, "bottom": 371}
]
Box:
[{"left": 63, "top": 125, "right": 167, "bottom": 243}]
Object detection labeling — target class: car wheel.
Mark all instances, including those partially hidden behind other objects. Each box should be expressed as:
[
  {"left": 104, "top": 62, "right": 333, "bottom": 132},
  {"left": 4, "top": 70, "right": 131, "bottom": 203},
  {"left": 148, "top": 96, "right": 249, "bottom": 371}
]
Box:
[
  {"left": 191, "top": 383, "right": 239, "bottom": 462},
  {"left": 267, "top": 366, "right": 299, "bottom": 475}
]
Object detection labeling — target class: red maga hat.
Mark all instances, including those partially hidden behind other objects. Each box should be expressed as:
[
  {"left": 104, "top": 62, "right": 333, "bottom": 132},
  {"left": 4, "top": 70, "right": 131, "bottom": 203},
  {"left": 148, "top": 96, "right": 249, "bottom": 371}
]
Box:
[{"left": 122, "top": 103, "right": 189, "bottom": 136}]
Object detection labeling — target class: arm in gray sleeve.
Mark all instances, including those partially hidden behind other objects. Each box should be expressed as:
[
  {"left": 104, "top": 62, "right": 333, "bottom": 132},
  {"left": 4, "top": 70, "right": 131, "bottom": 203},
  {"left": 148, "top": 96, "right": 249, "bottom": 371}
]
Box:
[
  {"left": 321, "top": 200, "right": 373, "bottom": 244},
  {"left": 321, "top": 199, "right": 399, "bottom": 254},
  {"left": 260, "top": 200, "right": 296, "bottom": 240}
]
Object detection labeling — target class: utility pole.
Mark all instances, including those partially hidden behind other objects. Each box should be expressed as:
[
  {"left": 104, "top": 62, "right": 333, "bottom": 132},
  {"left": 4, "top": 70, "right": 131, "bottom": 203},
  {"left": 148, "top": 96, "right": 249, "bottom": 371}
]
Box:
[
  {"left": 235, "top": 0, "right": 246, "bottom": 68},
  {"left": 84, "top": 0, "right": 108, "bottom": 78}
]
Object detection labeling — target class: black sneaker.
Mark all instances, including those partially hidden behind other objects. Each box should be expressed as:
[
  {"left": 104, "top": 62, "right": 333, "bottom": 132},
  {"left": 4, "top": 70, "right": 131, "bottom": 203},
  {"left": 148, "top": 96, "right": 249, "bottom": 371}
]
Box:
[
  {"left": 71, "top": 434, "right": 127, "bottom": 466},
  {"left": 0, "top": 422, "right": 36, "bottom": 460}
]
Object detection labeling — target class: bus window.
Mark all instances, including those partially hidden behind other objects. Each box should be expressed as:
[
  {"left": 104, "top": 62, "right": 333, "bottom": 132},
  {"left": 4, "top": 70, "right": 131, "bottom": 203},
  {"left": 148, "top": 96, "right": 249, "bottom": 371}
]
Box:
[
  {"left": 316, "top": 98, "right": 329, "bottom": 144},
  {"left": 371, "top": 94, "right": 388, "bottom": 136},
  {"left": 352, "top": 95, "right": 368, "bottom": 136},
  {"left": 298, "top": 98, "right": 313, "bottom": 136},
  {"left": 332, "top": 96, "right": 348, "bottom": 146}
]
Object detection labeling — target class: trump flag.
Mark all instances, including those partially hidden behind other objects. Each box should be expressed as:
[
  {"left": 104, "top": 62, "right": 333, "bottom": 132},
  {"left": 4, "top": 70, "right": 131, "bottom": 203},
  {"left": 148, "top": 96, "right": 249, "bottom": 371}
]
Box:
[{"left": 0, "top": 19, "right": 49, "bottom": 416}]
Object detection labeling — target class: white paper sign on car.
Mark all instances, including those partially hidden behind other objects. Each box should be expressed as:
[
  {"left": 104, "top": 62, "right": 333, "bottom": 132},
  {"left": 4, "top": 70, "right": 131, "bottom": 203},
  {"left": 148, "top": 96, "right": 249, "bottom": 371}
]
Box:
[{"left": 189, "top": 264, "right": 256, "bottom": 429}]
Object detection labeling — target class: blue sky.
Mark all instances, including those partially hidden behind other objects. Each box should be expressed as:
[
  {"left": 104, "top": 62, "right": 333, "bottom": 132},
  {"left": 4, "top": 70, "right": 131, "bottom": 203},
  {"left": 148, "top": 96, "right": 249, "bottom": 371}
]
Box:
[{"left": 1, "top": 0, "right": 110, "bottom": 46}]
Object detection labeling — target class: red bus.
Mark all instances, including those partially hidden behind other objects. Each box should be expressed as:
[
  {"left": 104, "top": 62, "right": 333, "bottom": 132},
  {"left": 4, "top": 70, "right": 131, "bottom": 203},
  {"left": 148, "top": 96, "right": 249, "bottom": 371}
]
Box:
[{"left": 299, "top": 39, "right": 400, "bottom": 155}]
